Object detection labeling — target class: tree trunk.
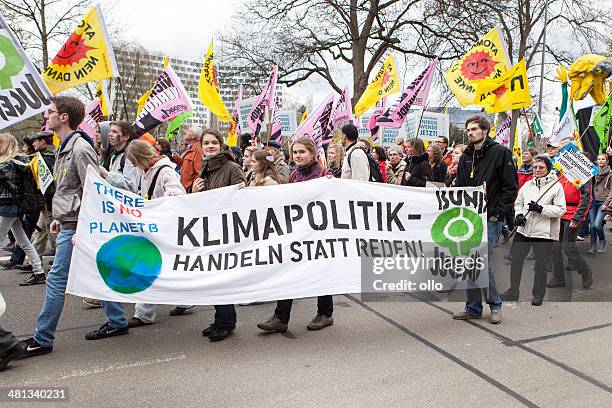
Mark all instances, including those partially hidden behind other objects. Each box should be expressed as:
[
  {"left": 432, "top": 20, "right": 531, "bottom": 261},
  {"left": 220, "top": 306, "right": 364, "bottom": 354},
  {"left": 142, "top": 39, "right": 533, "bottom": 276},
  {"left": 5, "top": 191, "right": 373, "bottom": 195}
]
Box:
[{"left": 40, "top": 0, "right": 48, "bottom": 69}]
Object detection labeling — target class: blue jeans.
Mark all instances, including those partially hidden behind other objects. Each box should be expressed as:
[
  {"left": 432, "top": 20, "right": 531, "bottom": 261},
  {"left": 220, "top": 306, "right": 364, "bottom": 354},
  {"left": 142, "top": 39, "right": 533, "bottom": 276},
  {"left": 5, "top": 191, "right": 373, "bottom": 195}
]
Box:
[
  {"left": 465, "top": 220, "right": 502, "bottom": 316},
  {"left": 589, "top": 200, "right": 606, "bottom": 244},
  {"left": 34, "top": 229, "right": 126, "bottom": 347}
]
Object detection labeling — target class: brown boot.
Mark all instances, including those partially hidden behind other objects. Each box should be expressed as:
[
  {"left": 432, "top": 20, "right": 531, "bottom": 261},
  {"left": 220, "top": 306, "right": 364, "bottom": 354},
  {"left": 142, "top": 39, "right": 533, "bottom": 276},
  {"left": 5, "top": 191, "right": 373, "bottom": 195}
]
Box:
[{"left": 257, "top": 315, "right": 288, "bottom": 332}]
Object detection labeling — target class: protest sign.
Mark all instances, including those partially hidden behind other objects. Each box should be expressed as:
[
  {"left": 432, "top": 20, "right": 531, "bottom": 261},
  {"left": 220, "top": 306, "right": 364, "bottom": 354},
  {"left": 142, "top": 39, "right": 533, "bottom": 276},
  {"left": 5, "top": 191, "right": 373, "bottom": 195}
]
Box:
[
  {"left": 405, "top": 111, "right": 450, "bottom": 141},
  {"left": 78, "top": 99, "right": 107, "bottom": 140},
  {"left": 67, "top": 168, "right": 490, "bottom": 304},
  {"left": 0, "top": 12, "right": 51, "bottom": 130},
  {"left": 552, "top": 142, "right": 600, "bottom": 187}
]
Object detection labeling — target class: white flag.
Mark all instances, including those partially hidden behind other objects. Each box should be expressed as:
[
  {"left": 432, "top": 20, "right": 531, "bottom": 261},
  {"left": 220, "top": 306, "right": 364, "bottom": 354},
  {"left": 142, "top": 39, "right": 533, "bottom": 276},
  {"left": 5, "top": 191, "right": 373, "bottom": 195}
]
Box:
[
  {"left": 36, "top": 152, "right": 53, "bottom": 195},
  {"left": 549, "top": 109, "right": 576, "bottom": 146}
]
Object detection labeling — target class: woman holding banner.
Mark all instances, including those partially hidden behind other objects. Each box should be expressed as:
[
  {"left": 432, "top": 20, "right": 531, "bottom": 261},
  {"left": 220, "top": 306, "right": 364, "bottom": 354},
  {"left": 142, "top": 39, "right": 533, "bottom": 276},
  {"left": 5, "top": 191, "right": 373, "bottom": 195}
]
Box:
[
  {"left": 326, "top": 144, "right": 344, "bottom": 178},
  {"left": 445, "top": 144, "right": 466, "bottom": 187},
  {"left": 257, "top": 137, "right": 334, "bottom": 333},
  {"left": 192, "top": 129, "right": 246, "bottom": 342},
  {"left": 401, "top": 138, "right": 432, "bottom": 187}
]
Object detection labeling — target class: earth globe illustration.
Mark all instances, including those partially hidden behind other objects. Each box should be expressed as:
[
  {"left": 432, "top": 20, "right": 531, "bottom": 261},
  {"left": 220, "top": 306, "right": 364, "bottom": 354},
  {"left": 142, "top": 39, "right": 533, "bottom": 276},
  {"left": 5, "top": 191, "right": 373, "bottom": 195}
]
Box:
[{"left": 96, "top": 235, "right": 162, "bottom": 294}]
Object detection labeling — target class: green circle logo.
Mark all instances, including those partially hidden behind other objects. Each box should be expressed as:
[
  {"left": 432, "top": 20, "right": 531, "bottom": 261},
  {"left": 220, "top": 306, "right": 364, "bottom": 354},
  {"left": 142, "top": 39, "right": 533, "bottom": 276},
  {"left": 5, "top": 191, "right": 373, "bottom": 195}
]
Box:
[
  {"left": 431, "top": 208, "right": 484, "bottom": 256},
  {"left": 0, "top": 36, "right": 25, "bottom": 90},
  {"left": 96, "top": 235, "right": 162, "bottom": 294}
]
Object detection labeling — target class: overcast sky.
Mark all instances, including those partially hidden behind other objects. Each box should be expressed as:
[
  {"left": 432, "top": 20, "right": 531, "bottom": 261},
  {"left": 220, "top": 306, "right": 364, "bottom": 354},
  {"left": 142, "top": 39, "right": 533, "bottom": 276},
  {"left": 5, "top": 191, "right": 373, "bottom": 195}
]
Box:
[{"left": 100, "top": 0, "right": 605, "bottom": 133}]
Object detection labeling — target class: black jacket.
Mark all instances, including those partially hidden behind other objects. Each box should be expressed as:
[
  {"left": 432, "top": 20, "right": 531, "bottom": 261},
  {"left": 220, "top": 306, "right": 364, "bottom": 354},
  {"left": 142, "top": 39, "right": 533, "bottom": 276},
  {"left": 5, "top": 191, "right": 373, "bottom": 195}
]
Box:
[
  {"left": 431, "top": 161, "right": 448, "bottom": 183},
  {"left": 401, "top": 153, "right": 432, "bottom": 187},
  {"left": 455, "top": 137, "right": 518, "bottom": 219}
]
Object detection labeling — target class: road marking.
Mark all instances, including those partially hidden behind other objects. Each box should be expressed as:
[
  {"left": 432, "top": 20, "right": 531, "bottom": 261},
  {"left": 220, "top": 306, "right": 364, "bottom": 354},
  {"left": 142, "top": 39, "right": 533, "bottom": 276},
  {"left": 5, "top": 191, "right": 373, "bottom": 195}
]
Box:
[{"left": 23, "top": 353, "right": 187, "bottom": 385}]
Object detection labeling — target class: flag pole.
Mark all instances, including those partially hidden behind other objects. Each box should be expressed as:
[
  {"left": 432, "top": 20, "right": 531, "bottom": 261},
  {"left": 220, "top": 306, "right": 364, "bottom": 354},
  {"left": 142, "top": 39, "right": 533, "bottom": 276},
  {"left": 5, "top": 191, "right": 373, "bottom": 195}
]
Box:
[
  {"left": 116, "top": 77, "right": 130, "bottom": 121},
  {"left": 414, "top": 103, "right": 430, "bottom": 140},
  {"left": 522, "top": 109, "right": 534, "bottom": 148},
  {"left": 538, "top": 0, "right": 549, "bottom": 118}
]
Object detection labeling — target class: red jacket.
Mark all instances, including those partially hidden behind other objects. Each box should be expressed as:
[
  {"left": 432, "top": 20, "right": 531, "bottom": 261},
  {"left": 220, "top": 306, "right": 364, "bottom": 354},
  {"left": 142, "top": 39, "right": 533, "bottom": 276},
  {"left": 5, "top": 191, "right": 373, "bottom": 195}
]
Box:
[
  {"left": 378, "top": 160, "right": 387, "bottom": 183},
  {"left": 558, "top": 174, "right": 591, "bottom": 222},
  {"left": 517, "top": 172, "right": 533, "bottom": 190}
]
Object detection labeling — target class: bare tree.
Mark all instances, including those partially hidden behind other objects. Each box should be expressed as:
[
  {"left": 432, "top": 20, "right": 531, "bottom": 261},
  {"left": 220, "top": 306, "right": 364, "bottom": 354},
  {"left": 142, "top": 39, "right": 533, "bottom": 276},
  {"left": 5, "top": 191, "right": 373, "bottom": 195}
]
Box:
[
  {"left": 0, "top": 0, "right": 92, "bottom": 70},
  {"left": 222, "top": 0, "right": 467, "bottom": 105},
  {"left": 425, "top": 0, "right": 611, "bottom": 146}
]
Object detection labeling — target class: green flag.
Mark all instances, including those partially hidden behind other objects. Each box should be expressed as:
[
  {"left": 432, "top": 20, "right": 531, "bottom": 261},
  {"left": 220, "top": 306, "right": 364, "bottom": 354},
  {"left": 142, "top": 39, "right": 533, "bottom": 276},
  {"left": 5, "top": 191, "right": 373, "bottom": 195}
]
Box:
[
  {"left": 165, "top": 112, "right": 193, "bottom": 140},
  {"left": 559, "top": 82, "right": 569, "bottom": 118},
  {"left": 592, "top": 93, "right": 612, "bottom": 153}
]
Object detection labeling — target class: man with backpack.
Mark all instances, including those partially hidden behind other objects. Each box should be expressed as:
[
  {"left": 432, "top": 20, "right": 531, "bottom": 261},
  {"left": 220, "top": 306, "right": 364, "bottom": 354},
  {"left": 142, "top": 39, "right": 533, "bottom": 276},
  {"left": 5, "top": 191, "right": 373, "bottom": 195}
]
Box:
[
  {"left": 341, "top": 124, "right": 383, "bottom": 182},
  {"left": 19, "top": 96, "right": 129, "bottom": 358},
  {"left": 99, "top": 121, "right": 142, "bottom": 192}
]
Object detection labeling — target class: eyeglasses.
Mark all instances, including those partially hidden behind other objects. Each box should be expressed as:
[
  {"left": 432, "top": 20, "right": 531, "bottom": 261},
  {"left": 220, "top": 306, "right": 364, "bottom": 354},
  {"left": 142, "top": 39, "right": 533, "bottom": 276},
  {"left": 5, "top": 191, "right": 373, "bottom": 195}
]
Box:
[{"left": 47, "top": 109, "right": 59, "bottom": 115}]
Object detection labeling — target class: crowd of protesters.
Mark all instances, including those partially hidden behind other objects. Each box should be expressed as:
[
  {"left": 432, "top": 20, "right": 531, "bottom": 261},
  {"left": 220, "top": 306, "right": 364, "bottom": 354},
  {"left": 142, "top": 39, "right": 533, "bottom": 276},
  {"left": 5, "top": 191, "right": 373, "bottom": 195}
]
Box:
[{"left": 1, "top": 95, "right": 611, "bottom": 371}]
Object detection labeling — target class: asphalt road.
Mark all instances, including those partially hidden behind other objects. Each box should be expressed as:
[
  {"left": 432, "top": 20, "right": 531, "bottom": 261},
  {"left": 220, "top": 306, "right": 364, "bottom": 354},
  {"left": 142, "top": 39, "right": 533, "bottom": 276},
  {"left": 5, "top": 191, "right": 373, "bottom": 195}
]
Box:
[{"left": 1, "top": 240, "right": 611, "bottom": 407}]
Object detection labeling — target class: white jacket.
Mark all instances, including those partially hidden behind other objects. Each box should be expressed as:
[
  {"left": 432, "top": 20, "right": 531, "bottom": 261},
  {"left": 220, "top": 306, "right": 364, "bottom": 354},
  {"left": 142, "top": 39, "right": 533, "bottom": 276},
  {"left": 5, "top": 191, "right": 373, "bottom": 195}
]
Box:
[
  {"left": 140, "top": 157, "right": 185, "bottom": 199},
  {"left": 341, "top": 143, "right": 369, "bottom": 181},
  {"left": 515, "top": 173, "right": 566, "bottom": 240}
]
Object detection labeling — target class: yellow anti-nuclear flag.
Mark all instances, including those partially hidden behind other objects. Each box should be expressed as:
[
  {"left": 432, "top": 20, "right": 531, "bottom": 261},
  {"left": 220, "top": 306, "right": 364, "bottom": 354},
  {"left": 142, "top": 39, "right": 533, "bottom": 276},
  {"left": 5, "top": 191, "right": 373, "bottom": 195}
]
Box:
[
  {"left": 198, "top": 40, "right": 230, "bottom": 122},
  {"left": 354, "top": 55, "right": 400, "bottom": 117},
  {"left": 445, "top": 27, "right": 511, "bottom": 106},
  {"left": 96, "top": 81, "right": 110, "bottom": 116},
  {"left": 472, "top": 59, "right": 531, "bottom": 114},
  {"left": 43, "top": 5, "right": 119, "bottom": 94}
]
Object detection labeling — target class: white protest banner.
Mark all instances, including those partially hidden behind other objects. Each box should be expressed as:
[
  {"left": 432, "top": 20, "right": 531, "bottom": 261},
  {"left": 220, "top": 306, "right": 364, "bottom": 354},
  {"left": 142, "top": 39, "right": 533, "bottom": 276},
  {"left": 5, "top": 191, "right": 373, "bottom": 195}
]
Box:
[
  {"left": 0, "top": 12, "right": 52, "bottom": 130},
  {"left": 549, "top": 108, "right": 576, "bottom": 146},
  {"left": 551, "top": 143, "right": 600, "bottom": 188},
  {"left": 405, "top": 111, "right": 450, "bottom": 141},
  {"left": 35, "top": 152, "right": 53, "bottom": 195},
  {"left": 67, "top": 167, "right": 489, "bottom": 304}
]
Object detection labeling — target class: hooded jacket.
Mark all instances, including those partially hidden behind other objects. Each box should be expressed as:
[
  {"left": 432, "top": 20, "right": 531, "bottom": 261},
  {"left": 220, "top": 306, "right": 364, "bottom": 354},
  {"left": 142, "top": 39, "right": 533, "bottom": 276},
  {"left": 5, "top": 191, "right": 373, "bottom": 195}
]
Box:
[
  {"left": 455, "top": 137, "right": 518, "bottom": 220},
  {"left": 592, "top": 166, "right": 611, "bottom": 201},
  {"left": 141, "top": 156, "right": 186, "bottom": 199},
  {"left": 53, "top": 131, "right": 99, "bottom": 230},
  {"left": 106, "top": 141, "right": 142, "bottom": 193},
  {"left": 515, "top": 173, "right": 566, "bottom": 240},
  {"left": 199, "top": 150, "right": 245, "bottom": 191},
  {"left": 401, "top": 153, "right": 432, "bottom": 187}
]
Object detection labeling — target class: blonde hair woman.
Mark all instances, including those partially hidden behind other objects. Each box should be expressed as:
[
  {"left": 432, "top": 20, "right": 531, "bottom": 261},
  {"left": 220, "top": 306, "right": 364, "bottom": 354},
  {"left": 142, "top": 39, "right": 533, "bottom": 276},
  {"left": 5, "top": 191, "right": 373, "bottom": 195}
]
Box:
[
  {"left": 249, "top": 150, "right": 280, "bottom": 186},
  {"left": 326, "top": 144, "right": 345, "bottom": 178},
  {"left": 0, "top": 133, "right": 45, "bottom": 285}
]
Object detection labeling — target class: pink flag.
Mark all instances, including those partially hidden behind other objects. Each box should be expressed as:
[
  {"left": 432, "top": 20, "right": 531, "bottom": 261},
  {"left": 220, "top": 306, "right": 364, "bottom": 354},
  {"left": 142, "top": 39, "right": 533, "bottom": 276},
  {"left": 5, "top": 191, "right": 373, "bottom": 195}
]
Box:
[
  {"left": 494, "top": 112, "right": 512, "bottom": 147},
  {"left": 331, "top": 86, "right": 353, "bottom": 126},
  {"left": 292, "top": 94, "right": 334, "bottom": 149},
  {"left": 270, "top": 95, "right": 282, "bottom": 142},
  {"left": 247, "top": 65, "right": 277, "bottom": 135},
  {"left": 79, "top": 99, "right": 108, "bottom": 141},
  {"left": 368, "top": 97, "right": 387, "bottom": 140},
  {"left": 376, "top": 59, "right": 437, "bottom": 128}
]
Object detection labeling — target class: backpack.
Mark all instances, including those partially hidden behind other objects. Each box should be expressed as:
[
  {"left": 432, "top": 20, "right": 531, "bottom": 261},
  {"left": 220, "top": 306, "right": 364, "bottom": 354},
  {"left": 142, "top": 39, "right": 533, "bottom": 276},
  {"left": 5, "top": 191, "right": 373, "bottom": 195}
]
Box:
[
  {"left": 348, "top": 147, "right": 384, "bottom": 182},
  {"left": 13, "top": 161, "right": 45, "bottom": 214}
]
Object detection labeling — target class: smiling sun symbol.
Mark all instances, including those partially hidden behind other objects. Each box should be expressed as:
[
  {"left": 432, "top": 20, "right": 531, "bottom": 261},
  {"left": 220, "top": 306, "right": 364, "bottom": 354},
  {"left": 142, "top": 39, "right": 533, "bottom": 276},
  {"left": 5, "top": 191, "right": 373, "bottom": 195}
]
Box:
[
  {"left": 461, "top": 51, "right": 497, "bottom": 81},
  {"left": 51, "top": 32, "right": 96, "bottom": 67}
]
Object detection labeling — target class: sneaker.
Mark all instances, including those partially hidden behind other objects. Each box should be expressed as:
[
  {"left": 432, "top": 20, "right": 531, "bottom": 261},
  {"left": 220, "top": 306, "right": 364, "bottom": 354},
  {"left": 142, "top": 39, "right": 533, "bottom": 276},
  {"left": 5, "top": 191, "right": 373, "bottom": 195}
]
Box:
[
  {"left": 202, "top": 324, "right": 217, "bottom": 337},
  {"left": 581, "top": 271, "right": 593, "bottom": 289},
  {"left": 547, "top": 278, "right": 565, "bottom": 288},
  {"left": 0, "top": 260, "right": 18, "bottom": 269},
  {"left": 19, "top": 273, "right": 46, "bottom": 286},
  {"left": 85, "top": 323, "right": 129, "bottom": 340},
  {"left": 169, "top": 306, "right": 195, "bottom": 316},
  {"left": 257, "top": 315, "right": 288, "bottom": 333},
  {"left": 597, "top": 240, "right": 607, "bottom": 253},
  {"left": 82, "top": 298, "right": 101, "bottom": 308},
  {"left": 306, "top": 314, "right": 333, "bottom": 331},
  {"left": 531, "top": 298, "right": 543, "bottom": 306},
  {"left": 127, "top": 317, "right": 153, "bottom": 328},
  {"left": 576, "top": 235, "right": 586, "bottom": 241},
  {"left": 489, "top": 309, "right": 502, "bottom": 324},
  {"left": 19, "top": 338, "right": 52, "bottom": 358},
  {"left": 0, "top": 342, "right": 25, "bottom": 371},
  {"left": 208, "top": 326, "right": 234, "bottom": 342},
  {"left": 587, "top": 245, "right": 597, "bottom": 255},
  {"left": 500, "top": 290, "right": 519, "bottom": 301},
  {"left": 452, "top": 310, "right": 481, "bottom": 320}
]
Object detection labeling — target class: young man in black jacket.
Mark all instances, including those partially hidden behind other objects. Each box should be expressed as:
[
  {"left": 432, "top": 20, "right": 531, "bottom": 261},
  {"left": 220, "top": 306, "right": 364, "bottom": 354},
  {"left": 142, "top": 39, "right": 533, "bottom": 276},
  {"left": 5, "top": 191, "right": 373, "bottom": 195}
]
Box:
[{"left": 452, "top": 116, "right": 518, "bottom": 324}]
